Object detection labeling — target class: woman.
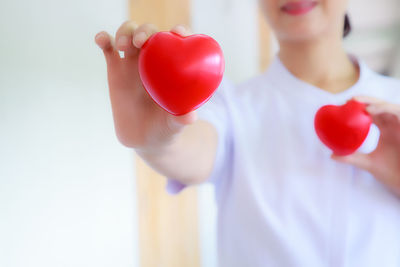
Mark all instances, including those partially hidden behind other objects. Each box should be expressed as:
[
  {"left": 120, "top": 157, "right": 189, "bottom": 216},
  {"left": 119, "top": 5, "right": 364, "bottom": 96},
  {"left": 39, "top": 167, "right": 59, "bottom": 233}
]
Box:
[{"left": 95, "top": 0, "right": 400, "bottom": 265}]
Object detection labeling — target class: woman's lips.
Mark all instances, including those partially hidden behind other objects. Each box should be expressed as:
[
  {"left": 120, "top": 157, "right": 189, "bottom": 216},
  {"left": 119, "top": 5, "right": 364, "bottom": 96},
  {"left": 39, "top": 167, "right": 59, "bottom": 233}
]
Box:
[{"left": 281, "top": 1, "right": 317, "bottom": 16}]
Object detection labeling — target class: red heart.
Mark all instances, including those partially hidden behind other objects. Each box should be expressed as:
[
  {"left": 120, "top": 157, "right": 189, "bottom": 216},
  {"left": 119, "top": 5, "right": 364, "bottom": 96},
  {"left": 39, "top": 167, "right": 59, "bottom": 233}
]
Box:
[
  {"left": 314, "top": 100, "right": 372, "bottom": 156},
  {"left": 138, "top": 31, "right": 225, "bottom": 115}
]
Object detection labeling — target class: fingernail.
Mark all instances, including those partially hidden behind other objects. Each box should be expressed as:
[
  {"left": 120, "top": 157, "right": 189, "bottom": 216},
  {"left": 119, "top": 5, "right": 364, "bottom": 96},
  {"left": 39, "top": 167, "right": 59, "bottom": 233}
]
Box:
[
  {"left": 134, "top": 32, "right": 147, "bottom": 47},
  {"left": 95, "top": 32, "right": 105, "bottom": 46},
  {"left": 366, "top": 105, "right": 379, "bottom": 114},
  {"left": 353, "top": 96, "right": 366, "bottom": 103},
  {"left": 175, "top": 25, "right": 186, "bottom": 34},
  {"left": 117, "top": 36, "right": 129, "bottom": 48},
  {"left": 95, "top": 32, "right": 105, "bottom": 40}
]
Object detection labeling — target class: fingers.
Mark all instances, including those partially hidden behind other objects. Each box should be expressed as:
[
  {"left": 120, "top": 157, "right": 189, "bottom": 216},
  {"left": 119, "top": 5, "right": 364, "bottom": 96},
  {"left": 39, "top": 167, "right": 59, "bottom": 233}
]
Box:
[
  {"left": 95, "top": 31, "right": 119, "bottom": 64},
  {"left": 174, "top": 111, "right": 198, "bottom": 125},
  {"left": 353, "top": 95, "right": 384, "bottom": 106},
  {"left": 95, "top": 21, "right": 159, "bottom": 67},
  {"left": 170, "top": 24, "right": 193, "bottom": 37},
  {"left": 353, "top": 95, "right": 400, "bottom": 127},
  {"left": 354, "top": 95, "right": 400, "bottom": 117},
  {"left": 366, "top": 102, "right": 400, "bottom": 117},
  {"left": 115, "top": 20, "right": 140, "bottom": 57},
  {"left": 133, "top": 23, "right": 159, "bottom": 48},
  {"left": 365, "top": 103, "right": 400, "bottom": 135},
  {"left": 372, "top": 113, "right": 400, "bottom": 138},
  {"left": 331, "top": 153, "right": 372, "bottom": 173},
  {"left": 166, "top": 111, "right": 198, "bottom": 133},
  {"left": 95, "top": 22, "right": 191, "bottom": 61}
]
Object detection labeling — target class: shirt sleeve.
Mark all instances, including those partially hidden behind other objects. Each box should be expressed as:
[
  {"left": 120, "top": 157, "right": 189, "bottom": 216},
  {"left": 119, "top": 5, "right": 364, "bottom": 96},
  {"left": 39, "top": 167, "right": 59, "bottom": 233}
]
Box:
[{"left": 166, "top": 77, "right": 235, "bottom": 194}]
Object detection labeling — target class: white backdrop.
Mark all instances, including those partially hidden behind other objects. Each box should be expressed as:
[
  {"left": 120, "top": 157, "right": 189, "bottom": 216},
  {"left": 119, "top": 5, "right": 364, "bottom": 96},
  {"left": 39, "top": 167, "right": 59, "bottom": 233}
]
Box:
[
  {"left": 0, "top": 1, "right": 139, "bottom": 266},
  {"left": 346, "top": 0, "right": 400, "bottom": 75}
]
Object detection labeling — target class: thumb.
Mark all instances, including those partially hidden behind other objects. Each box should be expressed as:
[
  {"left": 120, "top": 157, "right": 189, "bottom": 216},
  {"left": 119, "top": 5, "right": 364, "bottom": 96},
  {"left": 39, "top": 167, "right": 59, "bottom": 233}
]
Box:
[
  {"left": 170, "top": 24, "right": 193, "bottom": 37},
  {"left": 331, "top": 152, "right": 372, "bottom": 172},
  {"left": 166, "top": 111, "right": 198, "bottom": 132},
  {"left": 173, "top": 111, "right": 198, "bottom": 125}
]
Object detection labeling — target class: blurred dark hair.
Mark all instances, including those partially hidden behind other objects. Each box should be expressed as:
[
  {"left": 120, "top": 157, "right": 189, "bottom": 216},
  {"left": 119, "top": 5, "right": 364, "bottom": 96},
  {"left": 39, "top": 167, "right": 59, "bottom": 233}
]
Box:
[{"left": 343, "top": 14, "right": 351, "bottom": 38}]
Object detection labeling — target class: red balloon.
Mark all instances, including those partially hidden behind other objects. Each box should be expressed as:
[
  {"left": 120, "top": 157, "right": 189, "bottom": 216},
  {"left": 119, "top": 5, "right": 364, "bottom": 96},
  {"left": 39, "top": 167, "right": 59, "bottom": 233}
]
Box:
[
  {"left": 138, "top": 31, "right": 225, "bottom": 115},
  {"left": 314, "top": 100, "right": 373, "bottom": 156}
]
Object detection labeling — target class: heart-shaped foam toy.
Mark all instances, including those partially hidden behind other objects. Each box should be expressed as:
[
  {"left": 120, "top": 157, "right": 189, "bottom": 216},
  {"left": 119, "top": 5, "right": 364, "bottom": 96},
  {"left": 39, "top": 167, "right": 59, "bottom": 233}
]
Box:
[
  {"left": 138, "top": 31, "right": 225, "bottom": 115},
  {"left": 314, "top": 100, "right": 372, "bottom": 156}
]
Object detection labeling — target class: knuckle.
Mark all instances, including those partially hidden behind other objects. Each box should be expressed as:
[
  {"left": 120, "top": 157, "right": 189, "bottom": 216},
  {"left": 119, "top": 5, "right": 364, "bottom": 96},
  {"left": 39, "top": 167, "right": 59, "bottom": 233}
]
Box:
[
  {"left": 95, "top": 31, "right": 108, "bottom": 42},
  {"left": 132, "top": 23, "right": 158, "bottom": 47},
  {"left": 117, "top": 20, "right": 138, "bottom": 35},
  {"left": 133, "top": 25, "right": 145, "bottom": 36},
  {"left": 171, "top": 24, "right": 192, "bottom": 36},
  {"left": 174, "top": 23, "right": 186, "bottom": 29},
  {"left": 116, "top": 132, "right": 140, "bottom": 148},
  {"left": 142, "top": 23, "right": 158, "bottom": 33}
]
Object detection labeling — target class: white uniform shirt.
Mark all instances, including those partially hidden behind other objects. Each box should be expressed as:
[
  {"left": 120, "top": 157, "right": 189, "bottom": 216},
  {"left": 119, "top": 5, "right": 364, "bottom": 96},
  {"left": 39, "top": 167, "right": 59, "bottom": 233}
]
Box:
[{"left": 168, "top": 56, "right": 400, "bottom": 267}]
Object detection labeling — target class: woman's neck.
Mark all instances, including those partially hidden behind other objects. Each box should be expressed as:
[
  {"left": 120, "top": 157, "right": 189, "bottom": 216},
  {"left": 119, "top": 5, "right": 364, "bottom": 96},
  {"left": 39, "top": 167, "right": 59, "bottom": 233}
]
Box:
[{"left": 278, "top": 36, "right": 359, "bottom": 94}]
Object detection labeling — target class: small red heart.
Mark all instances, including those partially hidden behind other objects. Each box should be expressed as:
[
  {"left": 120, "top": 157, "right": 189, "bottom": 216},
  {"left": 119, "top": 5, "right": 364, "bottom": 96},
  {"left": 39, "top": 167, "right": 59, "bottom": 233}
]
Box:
[
  {"left": 138, "top": 31, "right": 225, "bottom": 115},
  {"left": 314, "top": 100, "right": 373, "bottom": 156}
]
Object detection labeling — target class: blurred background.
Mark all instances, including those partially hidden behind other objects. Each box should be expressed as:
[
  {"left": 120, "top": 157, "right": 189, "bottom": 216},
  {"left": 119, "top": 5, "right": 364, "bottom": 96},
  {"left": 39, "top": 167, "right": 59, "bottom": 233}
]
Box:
[{"left": 0, "top": 0, "right": 399, "bottom": 266}]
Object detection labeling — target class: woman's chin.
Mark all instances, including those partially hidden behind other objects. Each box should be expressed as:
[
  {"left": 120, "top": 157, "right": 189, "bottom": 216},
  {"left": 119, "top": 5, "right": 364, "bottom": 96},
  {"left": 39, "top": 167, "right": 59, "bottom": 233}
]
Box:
[{"left": 277, "top": 26, "right": 326, "bottom": 43}]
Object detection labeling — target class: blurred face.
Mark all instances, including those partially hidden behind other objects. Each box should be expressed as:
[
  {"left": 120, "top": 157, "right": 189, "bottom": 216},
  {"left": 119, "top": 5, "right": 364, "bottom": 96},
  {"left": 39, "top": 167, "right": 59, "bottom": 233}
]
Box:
[{"left": 259, "top": 0, "right": 349, "bottom": 42}]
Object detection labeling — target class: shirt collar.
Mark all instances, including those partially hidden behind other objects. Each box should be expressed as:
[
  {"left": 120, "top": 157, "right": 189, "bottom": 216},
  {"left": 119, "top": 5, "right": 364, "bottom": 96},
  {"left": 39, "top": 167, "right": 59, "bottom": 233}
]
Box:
[{"left": 263, "top": 54, "right": 373, "bottom": 104}]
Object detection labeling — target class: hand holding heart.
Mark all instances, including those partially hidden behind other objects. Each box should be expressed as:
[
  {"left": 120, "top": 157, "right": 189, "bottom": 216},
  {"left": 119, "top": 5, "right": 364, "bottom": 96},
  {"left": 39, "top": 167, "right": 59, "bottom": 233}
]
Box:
[
  {"left": 321, "top": 96, "right": 400, "bottom": 196},
  {"left": 314, "top": 99, "right": 373, "bottom": 156},
  {"left": 95, "top": 22, "right": 200, "bottom": 149}
]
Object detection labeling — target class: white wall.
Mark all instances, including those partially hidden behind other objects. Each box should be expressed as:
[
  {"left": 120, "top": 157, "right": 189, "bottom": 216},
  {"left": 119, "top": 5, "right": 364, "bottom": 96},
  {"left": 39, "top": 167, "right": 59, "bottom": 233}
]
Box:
[
  {"left": 192, "top": 0, "right": 260, "bottom": 85},
  {"left": 345, "top": 0, "right": 400, "bottom": 74},
  {"left": 0, "top": 1, "right": 139, "bottom": 266}
]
